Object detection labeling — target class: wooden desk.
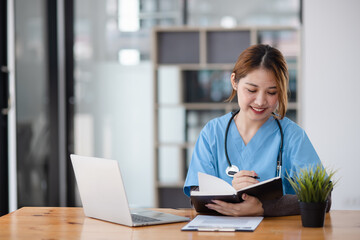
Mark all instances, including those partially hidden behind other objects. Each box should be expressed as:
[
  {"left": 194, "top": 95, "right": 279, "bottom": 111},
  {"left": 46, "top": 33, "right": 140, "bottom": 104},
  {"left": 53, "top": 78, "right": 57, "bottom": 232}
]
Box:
[{"left": 0, "top": 207, "right": 359, "bottom": 239}]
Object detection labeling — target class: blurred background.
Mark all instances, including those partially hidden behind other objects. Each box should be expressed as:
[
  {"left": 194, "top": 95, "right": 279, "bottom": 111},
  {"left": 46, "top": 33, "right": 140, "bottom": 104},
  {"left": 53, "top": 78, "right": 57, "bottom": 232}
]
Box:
[{"left": 0, "top": 0, "right": 359, "bottom": 216}]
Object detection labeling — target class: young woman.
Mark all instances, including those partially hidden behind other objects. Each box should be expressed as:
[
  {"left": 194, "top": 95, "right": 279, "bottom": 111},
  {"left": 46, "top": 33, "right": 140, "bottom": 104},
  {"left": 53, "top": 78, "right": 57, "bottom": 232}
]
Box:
[{"left": 183, "top": 44, "right": 331, "bottom": 216}]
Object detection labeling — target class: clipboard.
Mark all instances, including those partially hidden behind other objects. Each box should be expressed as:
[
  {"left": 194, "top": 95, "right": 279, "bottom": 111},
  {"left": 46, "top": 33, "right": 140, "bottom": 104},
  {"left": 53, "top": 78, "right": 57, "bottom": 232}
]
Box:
[{"left": 181, "top": 215, "right": 263, "bottom": 232}]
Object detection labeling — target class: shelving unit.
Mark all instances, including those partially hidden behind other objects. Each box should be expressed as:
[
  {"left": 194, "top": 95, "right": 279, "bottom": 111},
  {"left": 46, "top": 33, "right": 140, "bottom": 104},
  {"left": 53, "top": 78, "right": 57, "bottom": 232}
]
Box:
[{"left": 152, "top": 26, "right": 300, "bottom": 207}]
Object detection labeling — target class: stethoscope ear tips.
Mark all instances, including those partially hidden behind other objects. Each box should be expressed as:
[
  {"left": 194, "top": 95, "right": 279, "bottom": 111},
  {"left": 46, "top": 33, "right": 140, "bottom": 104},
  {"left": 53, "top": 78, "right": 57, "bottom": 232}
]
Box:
[{"left": 226, "top": 165, "right": 239, "bottom": 177}]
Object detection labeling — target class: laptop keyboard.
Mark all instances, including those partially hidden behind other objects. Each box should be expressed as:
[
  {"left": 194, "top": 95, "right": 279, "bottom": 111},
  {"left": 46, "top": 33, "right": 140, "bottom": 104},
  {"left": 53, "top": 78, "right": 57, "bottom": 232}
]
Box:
[{"left": 131, "top": 214, "right": 161, "bottom": 223}]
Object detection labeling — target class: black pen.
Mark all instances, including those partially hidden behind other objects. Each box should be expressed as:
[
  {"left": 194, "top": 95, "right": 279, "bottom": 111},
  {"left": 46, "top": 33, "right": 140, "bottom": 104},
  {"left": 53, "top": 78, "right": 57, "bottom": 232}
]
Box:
[{"left": 228, "top": 171, "right": 260, "bottom": 179}]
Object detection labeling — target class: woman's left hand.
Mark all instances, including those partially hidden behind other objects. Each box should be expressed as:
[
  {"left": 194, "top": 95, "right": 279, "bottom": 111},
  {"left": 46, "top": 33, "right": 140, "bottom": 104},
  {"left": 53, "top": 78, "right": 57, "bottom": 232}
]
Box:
[{"left": 205, "top": 193, "right": 264, "bottom": 216}]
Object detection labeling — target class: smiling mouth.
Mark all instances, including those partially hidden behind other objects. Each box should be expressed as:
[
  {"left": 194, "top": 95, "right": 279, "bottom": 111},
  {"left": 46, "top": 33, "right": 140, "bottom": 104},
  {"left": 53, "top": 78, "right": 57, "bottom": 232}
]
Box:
[{"left": 251, "top": 106, "right": 266, "bottom": 113}]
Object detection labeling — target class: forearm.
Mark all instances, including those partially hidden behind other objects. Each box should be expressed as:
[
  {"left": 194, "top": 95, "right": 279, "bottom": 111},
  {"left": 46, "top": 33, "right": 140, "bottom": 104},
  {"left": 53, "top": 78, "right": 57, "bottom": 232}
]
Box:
[
  {"left": 262, "top": 192, "right": 332, "bottom": 217},
  {"left": 262, "top": 194, "right": 300, "bottom": 217}
]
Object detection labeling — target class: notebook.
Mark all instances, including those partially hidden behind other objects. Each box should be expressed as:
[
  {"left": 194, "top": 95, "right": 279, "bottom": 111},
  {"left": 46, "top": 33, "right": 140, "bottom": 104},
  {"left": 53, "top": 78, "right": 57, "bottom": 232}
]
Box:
[
  {"left": 191, "top": 172, "right": 283, "bottom": 214},
  {"left": 70, "top": 154, "right": 190, "bottom": 226}
]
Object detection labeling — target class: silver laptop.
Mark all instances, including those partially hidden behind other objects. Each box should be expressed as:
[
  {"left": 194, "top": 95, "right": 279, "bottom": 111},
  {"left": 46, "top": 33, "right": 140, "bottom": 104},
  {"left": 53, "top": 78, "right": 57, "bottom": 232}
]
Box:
[{"left": 70, "top": 154, "right": 189, "bottom": 226}]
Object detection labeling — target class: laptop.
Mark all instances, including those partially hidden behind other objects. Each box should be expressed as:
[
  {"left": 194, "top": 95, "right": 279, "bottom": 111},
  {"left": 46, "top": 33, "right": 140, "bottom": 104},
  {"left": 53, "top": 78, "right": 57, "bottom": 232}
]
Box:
[{"left": 70, "top": 154, "right": 190, "bottom": 226}]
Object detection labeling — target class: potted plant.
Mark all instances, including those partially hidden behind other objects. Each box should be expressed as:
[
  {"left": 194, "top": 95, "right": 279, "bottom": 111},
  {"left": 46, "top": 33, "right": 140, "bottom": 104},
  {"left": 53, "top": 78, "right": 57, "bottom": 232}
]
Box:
[{"left": 287, "top": 164, "right": 336, "bottom": 227}]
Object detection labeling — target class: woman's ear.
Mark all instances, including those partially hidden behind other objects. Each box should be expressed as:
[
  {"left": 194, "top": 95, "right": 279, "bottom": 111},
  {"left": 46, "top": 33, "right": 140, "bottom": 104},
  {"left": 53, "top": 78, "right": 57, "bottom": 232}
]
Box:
[{"left": 231, "top": 73, "right": 237, "bottom": 90}]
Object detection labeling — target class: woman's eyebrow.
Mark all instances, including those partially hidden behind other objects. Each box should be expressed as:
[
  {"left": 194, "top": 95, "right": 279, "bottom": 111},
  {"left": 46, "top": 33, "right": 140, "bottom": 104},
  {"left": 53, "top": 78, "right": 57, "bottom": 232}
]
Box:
[
  {"left": 245, "top": 82, "right": 258, "bottom": 87},
  {"left": 245, "top": 82, "right": 277, "bottom": 89}
]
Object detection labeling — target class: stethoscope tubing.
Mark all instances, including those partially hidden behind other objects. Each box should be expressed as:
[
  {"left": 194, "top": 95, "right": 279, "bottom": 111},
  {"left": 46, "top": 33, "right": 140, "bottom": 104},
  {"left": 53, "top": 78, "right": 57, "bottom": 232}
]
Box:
[{"left": 224, "top": 110, "right": 284, "bottom": 177}]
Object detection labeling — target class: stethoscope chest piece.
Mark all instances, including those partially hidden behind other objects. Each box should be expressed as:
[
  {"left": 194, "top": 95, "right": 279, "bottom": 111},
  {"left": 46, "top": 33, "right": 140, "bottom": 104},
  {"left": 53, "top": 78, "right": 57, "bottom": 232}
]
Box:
[{"left": 226, "top": 165, "right": 239, "bottom": 177}]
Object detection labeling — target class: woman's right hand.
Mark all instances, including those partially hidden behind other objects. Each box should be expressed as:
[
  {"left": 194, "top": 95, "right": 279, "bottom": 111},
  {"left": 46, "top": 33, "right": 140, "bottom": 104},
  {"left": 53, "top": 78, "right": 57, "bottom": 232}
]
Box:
[{"left": 232, "top": 170, "right": 259, "bottom": 191}]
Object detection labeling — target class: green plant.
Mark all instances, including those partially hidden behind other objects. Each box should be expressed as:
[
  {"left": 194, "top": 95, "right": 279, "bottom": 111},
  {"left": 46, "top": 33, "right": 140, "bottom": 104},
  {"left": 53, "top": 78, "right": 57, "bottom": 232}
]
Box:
[{"left": 287, "top": 164, "right": 336, "bottom": 203}]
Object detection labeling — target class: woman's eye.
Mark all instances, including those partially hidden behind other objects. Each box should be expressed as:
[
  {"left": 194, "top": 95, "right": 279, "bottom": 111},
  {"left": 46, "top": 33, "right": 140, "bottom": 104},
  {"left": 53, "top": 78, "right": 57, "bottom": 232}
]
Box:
[
  {"left": 268, "top": 92, "right": 277, "bottom": 96},
  {"left": 247, "top": 89, "right": 256, "bottom": 93}
]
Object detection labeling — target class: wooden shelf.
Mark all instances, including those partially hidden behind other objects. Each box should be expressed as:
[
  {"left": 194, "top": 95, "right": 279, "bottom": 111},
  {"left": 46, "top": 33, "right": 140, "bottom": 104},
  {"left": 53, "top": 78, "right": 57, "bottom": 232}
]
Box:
[
  {"left": 156, "top": 142, "right": 195, "bottom": 148},
  {"left": 157, "top": 182, "right": 185, "bottom": 188},
  {"left": 155, "top": 63, "right": 235, "bottom": 70},
  {"left": 156, "top": 102, "right": 238, "bottom": 110}
]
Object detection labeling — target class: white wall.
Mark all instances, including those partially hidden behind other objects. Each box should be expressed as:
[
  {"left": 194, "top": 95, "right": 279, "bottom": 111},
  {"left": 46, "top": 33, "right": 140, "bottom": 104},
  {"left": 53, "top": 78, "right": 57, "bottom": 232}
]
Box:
[
  {"left": 303, "top": 0, "right": 360, "bottom": 210},
  {"left": 74, "top": 62, "right": 154, "bottom": 208},
  {"left": 96, "top": 62, "right": 154, "bottom": 208}
]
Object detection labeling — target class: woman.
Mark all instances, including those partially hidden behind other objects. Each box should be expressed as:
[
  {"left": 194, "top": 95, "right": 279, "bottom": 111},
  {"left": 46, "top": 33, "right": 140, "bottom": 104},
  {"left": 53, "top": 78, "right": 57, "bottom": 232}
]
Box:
[{"left": 183, "top": 44, "right": 331, "bottom": 216}]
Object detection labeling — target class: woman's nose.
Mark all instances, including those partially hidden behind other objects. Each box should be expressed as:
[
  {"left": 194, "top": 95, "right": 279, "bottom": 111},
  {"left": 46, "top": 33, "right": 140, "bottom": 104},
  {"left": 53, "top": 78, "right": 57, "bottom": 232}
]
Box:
[{"left": 254, "top": 92, "right": 266, "bottom": 106}]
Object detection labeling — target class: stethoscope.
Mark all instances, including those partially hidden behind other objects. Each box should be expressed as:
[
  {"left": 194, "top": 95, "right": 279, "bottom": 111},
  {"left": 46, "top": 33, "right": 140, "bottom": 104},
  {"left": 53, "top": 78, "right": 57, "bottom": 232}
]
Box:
[{"left": 224, "top": 109, "right": 284, "bottom": 178}]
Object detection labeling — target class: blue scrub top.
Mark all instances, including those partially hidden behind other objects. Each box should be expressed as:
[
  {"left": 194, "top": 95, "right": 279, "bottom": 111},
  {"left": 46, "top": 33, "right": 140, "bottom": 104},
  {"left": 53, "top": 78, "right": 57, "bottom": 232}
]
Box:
[{"left": 184, "top": 112, "right": 322, "bottom": 197}]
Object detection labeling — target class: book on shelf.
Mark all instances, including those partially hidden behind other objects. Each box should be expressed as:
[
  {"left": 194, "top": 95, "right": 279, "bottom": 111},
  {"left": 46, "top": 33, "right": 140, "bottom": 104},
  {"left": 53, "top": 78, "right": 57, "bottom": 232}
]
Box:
[{"left": 190, "top": 172, "right": 283, "bottom": 214}]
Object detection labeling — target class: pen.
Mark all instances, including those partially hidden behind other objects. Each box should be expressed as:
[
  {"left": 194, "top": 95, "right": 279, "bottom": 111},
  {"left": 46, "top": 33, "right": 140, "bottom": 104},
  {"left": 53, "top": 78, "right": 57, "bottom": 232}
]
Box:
[{"left": 228, "top": 171, "right": 260, "bottom": 179}]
